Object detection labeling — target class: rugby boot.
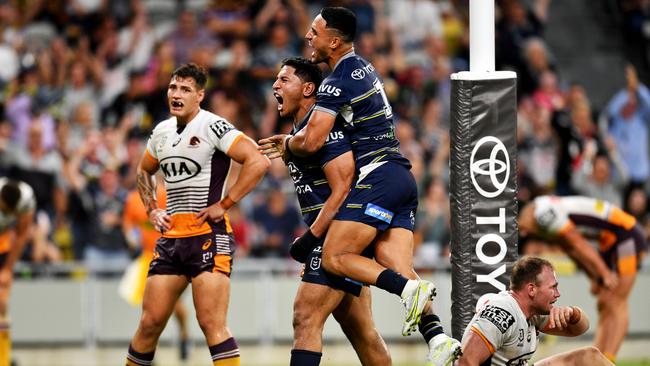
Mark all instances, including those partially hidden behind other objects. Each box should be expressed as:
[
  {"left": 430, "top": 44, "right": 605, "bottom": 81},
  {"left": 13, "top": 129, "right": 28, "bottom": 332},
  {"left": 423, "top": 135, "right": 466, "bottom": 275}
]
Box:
[
  {"left": 425, "top": 333, "right": 462, "bottom": 366},
  {"left": 401, "top": 280, "right": 436, "bottom": 336}
]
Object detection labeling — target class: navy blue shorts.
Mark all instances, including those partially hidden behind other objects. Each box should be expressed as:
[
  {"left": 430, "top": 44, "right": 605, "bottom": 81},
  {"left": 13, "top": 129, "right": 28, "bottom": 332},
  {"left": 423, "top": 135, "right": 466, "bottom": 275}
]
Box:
[
  {"left": 302, "top": 243, "right": 366, "bottom": 296},
  {"left": 149, "top": 227, "right": 236, "bottom": 278},
  {"left": 336, "top": 161, "right": 418, "bottom": 231}
]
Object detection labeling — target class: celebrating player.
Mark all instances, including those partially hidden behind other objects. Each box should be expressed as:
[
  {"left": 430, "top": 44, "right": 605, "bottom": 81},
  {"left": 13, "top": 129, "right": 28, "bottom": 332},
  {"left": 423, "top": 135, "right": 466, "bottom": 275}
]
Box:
[
  {"left": 125, "top": 63, "right": 270, "bottom": 366},
  {"left": 518, "top": 195, "right": 648, "bottom": 362},
  {"left": 259, "top": 7, "right": 460, "bottom": 365},
  {"left": 269, "top": 56, "right": 391, "bottom": 366},
  {"left": 457, "top": 256, "right": 614, "bottom": 366}
]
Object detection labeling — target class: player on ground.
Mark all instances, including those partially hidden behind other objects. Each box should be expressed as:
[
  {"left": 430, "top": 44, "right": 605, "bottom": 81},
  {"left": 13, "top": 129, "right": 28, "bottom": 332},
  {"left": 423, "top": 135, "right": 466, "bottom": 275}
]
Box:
[
  {"left": 0, "top": 178, "right": 35, "bottom": 366},
  {"left": 259, "top": 7, "right": 460, "bottom": 365},
  {"left": 121, "top": 183, "right": 190, "bottom": 361},
  {"left": 125, "top": 63, "right": 270, "bottom": 366},
  {"left": 518, "top": 195, "right": 648, "bottom": 362},
  {"left": 457, "top": 256, "right": 614, "bottom": 366},
  {"left": 270, "top": 57, "right": 391, "bottom": 366}
]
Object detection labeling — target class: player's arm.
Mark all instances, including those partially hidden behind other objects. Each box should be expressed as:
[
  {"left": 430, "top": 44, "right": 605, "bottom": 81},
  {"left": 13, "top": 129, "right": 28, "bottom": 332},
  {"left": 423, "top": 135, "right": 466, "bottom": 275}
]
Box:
[
  {"left": 136, "top": 151, "right": 169, "bottom": 232},
  {"left": 540, "top": 306, "right": 589, "bottom": 337},
  {"left": 456, "top": 327, "right": 494, "bottom": 366},
  {"left": 3, "top": 209, "right": 35, "bottom": 271},
  {"left": 558, "top": 227, "right": 617, "bottom": 289},
  {"left": 311, "top": 151, "right": 354, "bottom": 237},
  {"left": 196, "top": 135, "right": 270, "bottom": 224},
  {"left": 287, "top": 110, "right": 337, "bottom": 157}
]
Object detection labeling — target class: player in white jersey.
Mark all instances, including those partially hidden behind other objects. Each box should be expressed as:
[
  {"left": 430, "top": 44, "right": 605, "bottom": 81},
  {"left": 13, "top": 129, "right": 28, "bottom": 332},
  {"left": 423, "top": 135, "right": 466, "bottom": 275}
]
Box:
[
  {"left": 125, "top": 63, "right": 270, "bottom": 366},
  {"left": 0, "top": 178, "right": 35, "bottom": 366},
  {"left": 457, "top": 256, "right": 614, "bottom": 366},
  {"left": 518, "top": 196, "right": 648, "bottom": 362}
]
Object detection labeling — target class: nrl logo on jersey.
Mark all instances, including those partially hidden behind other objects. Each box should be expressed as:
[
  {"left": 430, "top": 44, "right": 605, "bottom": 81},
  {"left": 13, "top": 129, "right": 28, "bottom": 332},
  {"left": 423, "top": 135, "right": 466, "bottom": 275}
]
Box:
[{"left": 160, "top": 156, "right": 201, "bottom": 183}]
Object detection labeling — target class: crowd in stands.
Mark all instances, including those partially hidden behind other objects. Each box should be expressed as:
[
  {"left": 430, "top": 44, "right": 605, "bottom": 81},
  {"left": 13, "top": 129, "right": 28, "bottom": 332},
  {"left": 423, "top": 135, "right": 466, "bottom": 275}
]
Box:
[{"left": 0, "top": 0, "right": 649, "bottom": 272}]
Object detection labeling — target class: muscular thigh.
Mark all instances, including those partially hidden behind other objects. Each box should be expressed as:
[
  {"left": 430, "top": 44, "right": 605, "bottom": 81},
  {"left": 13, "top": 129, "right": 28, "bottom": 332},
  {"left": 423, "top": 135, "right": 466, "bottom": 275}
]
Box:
[
  {"left": 336, "top": 162, "right": 418, "bottom": 232},
  {"left": 192, "top": 271, "right": 231, "bottom": 323},
  {"left": 142, "top": 274, "right": 188, "bottom": 321},
  {"left": 333, "top": 286, "right": 374, "bottom": 332}
]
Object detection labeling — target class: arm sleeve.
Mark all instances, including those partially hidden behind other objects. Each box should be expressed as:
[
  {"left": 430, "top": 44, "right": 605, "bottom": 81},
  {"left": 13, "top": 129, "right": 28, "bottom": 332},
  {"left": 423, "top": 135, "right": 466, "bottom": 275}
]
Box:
[
  {"left": 314, "top": 77, "right": 349, "bottom": 116},
  {"left": 206, "top": 117, "right": 244, "bottom": 153}
]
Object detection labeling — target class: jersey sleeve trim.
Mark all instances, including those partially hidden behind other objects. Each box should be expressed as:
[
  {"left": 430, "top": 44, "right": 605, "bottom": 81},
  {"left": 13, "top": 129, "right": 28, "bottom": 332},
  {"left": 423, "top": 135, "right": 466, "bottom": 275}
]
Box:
[
  {"left": 314, "top": 105, "right": 338, "bottom": 116},
  {"left": 471, "top": 326, "right": 496, "bottom": 354},
  {"left": 144, "top": 149, "right": 158, "bottom": 164},
  {"left": 226, "top": 133, "right": 244, "bottom": 156}
]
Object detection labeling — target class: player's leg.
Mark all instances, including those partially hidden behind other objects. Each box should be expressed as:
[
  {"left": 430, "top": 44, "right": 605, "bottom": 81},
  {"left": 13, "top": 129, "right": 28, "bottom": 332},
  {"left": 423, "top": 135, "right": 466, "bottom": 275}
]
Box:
[
  {"left": 321, "top": 220, "right": 381, "bottom": 283},
  {"left": 128, "top": 274, "right": 188, "bottom": 366},
  {"left": 173, "top": 299, "right": 190, "bottom": 360},
  {"left": 374, "top": 228, "right": 461, "bottom": 365},
  {"left": 0, "top": 263, "right": 11, "bottom": 366},
  {"left": 534, "top": 346, "right": 614, "bottom": 366},
  {"left": 593, "top": 273, "right": 636, "bottom": 361},
  {"left": 332, "top": 287, "right": 391, "bottom": 366},
  {"left": 291, "top": 281, "right": 346, "bottom": 366},
  {"left": 192, "top": 271, "right": 240, "bottom": 366}
]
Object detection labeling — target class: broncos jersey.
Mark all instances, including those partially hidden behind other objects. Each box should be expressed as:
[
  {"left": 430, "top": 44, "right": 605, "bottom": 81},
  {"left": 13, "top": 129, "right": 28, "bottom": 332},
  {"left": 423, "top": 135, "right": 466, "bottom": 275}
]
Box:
[
  {"left": 0, "top": 178, "right": 36, "bottom": 254},
  {"left": 463, "top": 291, "right": 549, "bottom": 366},
  {"left": 315, "top": 51, "right": 410, "bottom": 168},
  {"left": 287, "top": 106, "right": 351, "bottom": 225},
  {"left": 145, "top": 109, "right": 243, "bottom": 238}
]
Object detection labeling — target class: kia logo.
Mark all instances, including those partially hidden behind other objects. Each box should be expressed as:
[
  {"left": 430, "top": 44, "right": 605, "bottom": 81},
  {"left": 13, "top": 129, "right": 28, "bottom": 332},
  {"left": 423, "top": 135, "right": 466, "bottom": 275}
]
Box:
[{"left": 470, "top": 136, "right": 510, "bottom": 198}]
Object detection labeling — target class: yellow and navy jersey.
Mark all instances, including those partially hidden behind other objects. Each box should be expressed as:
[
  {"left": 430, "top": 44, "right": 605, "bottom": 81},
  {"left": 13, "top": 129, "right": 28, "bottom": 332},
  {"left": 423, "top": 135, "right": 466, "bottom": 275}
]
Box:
[
  {"left": 462, "top": 291, "right": 548, "bottom": 366},
  {"left": 145, "top": 109, "right": 243, "bottom": 238},
  {"left": 0, "top": 178, "right": 36, "bottom": 254},
  {"left": 287, "top": 106, "right": 352, "bottom": 226},
  {"left": 533, "top": 195, "right": 639, "bottom": 252},
  {"left": 315, "top": 51, "right": 410, "bottom": 169}
]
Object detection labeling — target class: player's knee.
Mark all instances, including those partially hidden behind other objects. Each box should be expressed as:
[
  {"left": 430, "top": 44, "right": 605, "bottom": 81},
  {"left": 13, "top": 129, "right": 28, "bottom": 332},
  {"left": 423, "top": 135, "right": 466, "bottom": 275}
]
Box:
[
  {"left": 578, "top": 346, "right": 602, "bottom": 361},
  {"left": 138, "top": 312, "right": 167, "bottom": 336},
  {"left": 322, "top": 251, "right": 343, "bottom": 275},
  {"left": 293, "top": 305, "right": 321, "bottom": 335},
  {"left": 196, "top": 313, "right": 225, "bottom": 335}
]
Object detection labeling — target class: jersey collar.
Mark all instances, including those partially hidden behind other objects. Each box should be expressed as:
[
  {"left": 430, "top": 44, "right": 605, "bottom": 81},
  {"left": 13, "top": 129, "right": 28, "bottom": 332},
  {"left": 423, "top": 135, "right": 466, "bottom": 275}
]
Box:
[{"left": 333, "top": 49, "right": 356, "bottom": 72}]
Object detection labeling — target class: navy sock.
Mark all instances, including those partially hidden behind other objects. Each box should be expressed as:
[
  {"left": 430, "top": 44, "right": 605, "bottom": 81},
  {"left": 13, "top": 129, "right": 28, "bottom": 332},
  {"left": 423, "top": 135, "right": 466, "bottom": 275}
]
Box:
[
  {"left": 375, "top": 268, "right": 409, "bottom": 296},
  {"left": 290, "top": 349, "right": 322, "bottom": 366},
  {"left": 419, "top": 314, "right": 444, "bottom": 343},
  {"left": 126, "top": 344, "right": 155, "bottom": 366}
]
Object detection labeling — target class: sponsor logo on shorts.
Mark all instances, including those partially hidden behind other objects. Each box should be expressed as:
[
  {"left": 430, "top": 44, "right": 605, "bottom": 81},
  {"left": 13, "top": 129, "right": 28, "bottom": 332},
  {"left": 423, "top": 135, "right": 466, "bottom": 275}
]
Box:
[
  {"left": 364, "top": 203, "right": 394, "bottom": 223},
  {"left": 202, "top": 239, "right": 212, "bottom": 250},
  {"left": 478, "top": 305, "right": 515, "bottom": 333}
]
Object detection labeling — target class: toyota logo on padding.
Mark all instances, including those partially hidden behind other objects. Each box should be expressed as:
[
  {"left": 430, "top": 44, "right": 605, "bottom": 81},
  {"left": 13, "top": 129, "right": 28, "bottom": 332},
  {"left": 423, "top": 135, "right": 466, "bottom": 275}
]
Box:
[{"left": 470, "top": 136, "right": 510, "bottom": 198}]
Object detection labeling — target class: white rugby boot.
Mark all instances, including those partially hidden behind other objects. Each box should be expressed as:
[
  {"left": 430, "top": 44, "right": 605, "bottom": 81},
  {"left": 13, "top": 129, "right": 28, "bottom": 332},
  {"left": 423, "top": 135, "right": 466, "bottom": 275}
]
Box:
[
  {"left": 425, "top": 333, "right": 463, "bottom": 366},
  {"left": 400, "top": 279, "right": 436, "bottom": 336}
]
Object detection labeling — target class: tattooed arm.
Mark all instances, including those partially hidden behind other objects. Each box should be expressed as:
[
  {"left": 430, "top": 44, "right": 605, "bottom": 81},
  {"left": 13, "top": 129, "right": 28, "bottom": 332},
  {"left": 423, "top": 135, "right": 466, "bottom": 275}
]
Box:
[{"left": 137, "top": 153, "right": 170, "bottom": 232}]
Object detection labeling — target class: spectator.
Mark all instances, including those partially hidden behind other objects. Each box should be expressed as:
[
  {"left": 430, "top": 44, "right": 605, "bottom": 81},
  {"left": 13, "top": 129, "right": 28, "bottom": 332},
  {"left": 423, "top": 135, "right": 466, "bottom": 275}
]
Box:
[{"left": 250, "top": 187, "right": 301, "bottom": 258}]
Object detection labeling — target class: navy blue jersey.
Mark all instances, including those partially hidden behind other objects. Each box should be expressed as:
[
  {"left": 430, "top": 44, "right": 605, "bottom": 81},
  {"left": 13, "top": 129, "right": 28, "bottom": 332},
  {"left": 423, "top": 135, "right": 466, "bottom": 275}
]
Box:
[
  {"left": 315, "top": 51, "right": 411, "bottom": 168},
  {"left": 288, "top": 106, "right": 352, "bottom": 226}
]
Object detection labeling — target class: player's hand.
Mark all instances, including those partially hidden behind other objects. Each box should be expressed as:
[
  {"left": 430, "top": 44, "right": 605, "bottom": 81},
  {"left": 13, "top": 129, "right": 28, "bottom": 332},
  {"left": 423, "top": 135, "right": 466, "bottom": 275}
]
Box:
[
  {"left": 601, "top": 271, "right": 618, "bottom": 291},
  {"left": 547, "top": 306, "right": 574, "bottom": 329},
  {"left": 148, "top": 208, "right": 171, "bottom": 233},
  {"left": 196, "top": 202, "right": 227, "bottom": 225},
  {"left": 258, "top": 134, "right": 289, "bottom": 162}
]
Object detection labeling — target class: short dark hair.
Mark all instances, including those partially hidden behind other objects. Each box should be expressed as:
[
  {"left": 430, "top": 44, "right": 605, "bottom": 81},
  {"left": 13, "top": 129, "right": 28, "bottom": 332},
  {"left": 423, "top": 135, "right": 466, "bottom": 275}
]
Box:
[
  {"left": 0, "top": 180, "right": 22, "bottom": 211},
  {"left": 510, "top": 256, "right": 553, "bottom": 291},
  {"left": 171, "top": 63, "right": 208, "bottom": 89},
  {"left": 281, "top": 57, "right": 324, "bottom": 92},
  {"left": 320, "top": 7, "right": 357, "bottom": 43}
]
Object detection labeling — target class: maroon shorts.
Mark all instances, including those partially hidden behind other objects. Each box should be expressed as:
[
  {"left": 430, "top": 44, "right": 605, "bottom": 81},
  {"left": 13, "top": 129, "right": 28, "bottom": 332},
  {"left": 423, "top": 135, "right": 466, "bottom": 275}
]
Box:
[{"left": 148, "top": 228, "right": 236, "bottom": 278}]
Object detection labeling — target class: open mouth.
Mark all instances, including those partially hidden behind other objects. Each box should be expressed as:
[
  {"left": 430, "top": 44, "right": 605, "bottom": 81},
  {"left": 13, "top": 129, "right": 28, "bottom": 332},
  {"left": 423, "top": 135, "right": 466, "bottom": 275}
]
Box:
[
  {"left": 274, "top": 92, "right": 284, "bottom": 111},
  {"left": 171, "top": 100, "right": 184, "bottom": 109}
]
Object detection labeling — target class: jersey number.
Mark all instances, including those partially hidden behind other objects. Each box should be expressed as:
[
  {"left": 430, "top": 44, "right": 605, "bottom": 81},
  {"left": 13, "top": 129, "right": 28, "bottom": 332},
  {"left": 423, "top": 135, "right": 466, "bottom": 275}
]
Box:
[{"left": 373, "top": 79, "right": 393, "bottom": 118}]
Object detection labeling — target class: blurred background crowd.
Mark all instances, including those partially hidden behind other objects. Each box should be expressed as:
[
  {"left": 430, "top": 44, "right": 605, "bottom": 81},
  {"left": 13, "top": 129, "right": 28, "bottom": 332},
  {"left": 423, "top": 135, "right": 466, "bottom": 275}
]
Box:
[{"left": 1, "top": 0, "right": 650, "bottom": 273}]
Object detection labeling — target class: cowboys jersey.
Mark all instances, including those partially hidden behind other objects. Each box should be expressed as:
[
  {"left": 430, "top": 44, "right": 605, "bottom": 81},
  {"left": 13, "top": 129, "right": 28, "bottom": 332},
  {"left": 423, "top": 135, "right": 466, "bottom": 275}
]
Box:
[
  {"left": 315, "top": 51, "right": 410, "bottom": 168},
  {"left": 463, "top": 291, "right": 548, "bottom": 366},
  {"left": 287, "top": 106, "right": 351, "bottom": 225},
  {"left": 145, "top": 109, "right": 243, "bottom": 238}
]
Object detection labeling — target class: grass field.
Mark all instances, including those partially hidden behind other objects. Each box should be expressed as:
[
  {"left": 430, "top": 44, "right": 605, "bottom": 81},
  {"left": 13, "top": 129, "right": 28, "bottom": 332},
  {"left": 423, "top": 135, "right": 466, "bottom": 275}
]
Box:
[{"left": 13, "top": 339, "right": 650, "bottom": 366}]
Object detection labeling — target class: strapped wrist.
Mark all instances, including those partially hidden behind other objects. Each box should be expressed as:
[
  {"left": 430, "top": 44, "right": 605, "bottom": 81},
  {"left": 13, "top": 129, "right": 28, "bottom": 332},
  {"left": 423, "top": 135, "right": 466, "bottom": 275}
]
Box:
[{"left": 220, "top": 195, "right": 236, "bottom": 210}]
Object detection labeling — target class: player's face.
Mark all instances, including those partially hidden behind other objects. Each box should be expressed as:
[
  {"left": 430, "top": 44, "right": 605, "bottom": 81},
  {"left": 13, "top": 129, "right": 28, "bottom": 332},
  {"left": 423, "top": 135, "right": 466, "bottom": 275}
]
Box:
[
  {"left": 272, "top": 66, "right": 305, "bottom": 118},
  {"left": 305, "top": 15, "right": 333, "bottom": 64},
  {"left": 167, "top": 75, "right": 204, "bottom": 121},
  {"left": 532, "top": 266, "right": 560, "bottom": 315}
]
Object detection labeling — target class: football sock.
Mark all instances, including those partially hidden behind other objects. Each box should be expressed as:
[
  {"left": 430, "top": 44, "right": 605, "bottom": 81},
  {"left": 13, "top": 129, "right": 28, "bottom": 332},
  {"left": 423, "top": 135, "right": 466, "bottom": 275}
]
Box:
[
  {"left": 126, "top": 344, "right": 155, "bottom": 366},
  {"left": 419, "top": 314, "right": 444, "bottom": 343},
  {"left": 210, "top": 337, "right": 240, "bottom": 366},
  {"left": 375, "top": 269, "right": 409, "bottom": 296},
  {"left": 290, "top": 349, "right": 322, "bottom": 366},
  {"left": 0, "top": 320, "right": 10, "bottom": 366}
]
